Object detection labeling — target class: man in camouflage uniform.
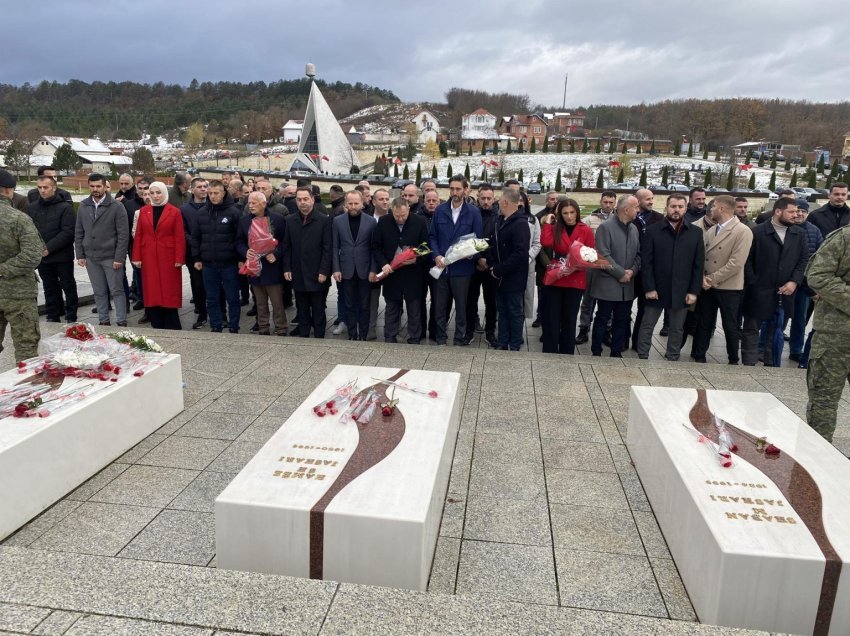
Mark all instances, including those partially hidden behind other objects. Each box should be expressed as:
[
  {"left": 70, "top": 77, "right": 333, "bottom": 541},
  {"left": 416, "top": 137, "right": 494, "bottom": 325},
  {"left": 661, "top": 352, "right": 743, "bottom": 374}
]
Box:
[
  {"left": 0, "top": 170, "right": 46, "bottom": 361},
  {"left": 805, "top": 223, "right": 850, "bottom": 444}
]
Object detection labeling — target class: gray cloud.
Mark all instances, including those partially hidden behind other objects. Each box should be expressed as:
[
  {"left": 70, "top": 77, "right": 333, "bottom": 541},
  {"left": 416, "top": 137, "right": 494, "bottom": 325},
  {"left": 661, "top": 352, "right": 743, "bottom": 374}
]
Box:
[{"left": 4, "top": 0, "right": 848, "bottom": 106}]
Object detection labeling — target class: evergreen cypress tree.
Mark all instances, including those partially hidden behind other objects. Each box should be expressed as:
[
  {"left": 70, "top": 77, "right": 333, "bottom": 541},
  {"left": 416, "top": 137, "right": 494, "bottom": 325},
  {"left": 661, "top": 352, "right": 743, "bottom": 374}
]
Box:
[
  {"left": 415, "top": 162, "right": 421, "bottom": 185},
  {"left": 530, "top": 137, "right": 537, "bottom": 153},
  {"left": 747, "top": 173, "right": 756, "bottom": 189},
  {"left": 446, "top": 164, "right": 453, "bottom": 178},
  {"left": 374, "top": 154, "right": 382, "bottom": 170},
  {"left": 807, "top": 169, "right": 817, "bottom": 188},
  {"left": 789, "top": 169, "right": 798, "bottom": 187},
  {"left": 745, "top": 149, "right": 752, "bottom": 163},
  {"left": 674, "top": 138, "right": 681, "bottom": 156},
  {"left": 817, "top": 153, "right": 826, "bottom": 173},
  {"left": 537, "top": 171, "right": 543, "bottom": 184},
  {"left": 439, "top": 141, "right": 448, "bottom": 157},
  {"left": 497, "top": 167, "right": 505, "bottom": 181},
  {"left": 687, "top": 142, "right": 694, "bottom": 158},
  {"left": 596, "top": 170, "right": 604, "bottom": 188},
  {"left": 770, "top": 155, "right": 777, "bottom": 169},
  {"left": 784, "top": 158, "right": 791, "bottom": 171},
  {"left": 393, "top": 164, "right": 399, "bottom": 178},
  {"left": 569, "top": 140, "right": 576, "bottom": 153},
  {"left": 661, "top": 165, "right": 669, "bottom": 186},
  {"left": 684, "top": 170, "right": 691, "bottom": 186},
  {"left": 649, "top": 139, "right": 656, "bottom": 155},
  {"left": 464, "top": 163, "right": 471, "bottom": 180},
  {"left": 555, "top": 169, "right": 563, "bottom": 192},
  {"left": 506, "top": 139, "right": 512, "bottom": 154},
  {"left": 704, "top": 167, "right": 712, "bottom": 186},
  {"left": 456, "top": 144, "right": 461, "bottom": 157},
  {"left": 617, "top": 167, "right": 625, "bottom": 182},
  {"left": 493, "top": 140, "right": 499, "bottom": 154},
  {"left": 608, "top": 138, "right": 616, "bottom": 153},
  {"left": 714, "top": 150, "right": 721, "bottom": 161},
  {"left": 636, "top": 142, "right": 642, "bottom": 154},
  {"left": 575, "top": 168, "right": 583, "bottom": 189},
  {"left": 518, "top": 168, "right": 524, "bottom": 182},
  {"left": 768, "top": 170, "right": 776, "bottom": 191},
  {"left": 639, "top": 166, "right": 647, "bottom": 187},
  {"left": 800, "top": 155, "right": 807, "bottom": 168},
  {"left": 825, "top": 174, "right": 833, "bottom": 189},
  {"left": 542, "top": 137, "right": 549, "bottom": 153},
  {"left": 621, "top": 141, "right": 628, "bottom": 153},
  {"left": 468, "top": 143, "right": 472, "bottom": 156},
  {"left": 725, "top": 167, "right": 735, "bottom": 190},
  {"left": 480, "top": 168, "right": 487, "bottom": 180},
  {"left": 396, "top": 146, "right": 403, "bottom": 159},
  {"left": 403, "top": 165, "right": 410, "bottom": 180},
  {"left": 582, "top": 138, "right": 589, "bottom": 153},
  {"left": 431, "top": 165, "right": 438, "bottom": 179},
  {"left": 481, "top": 140, "right": 487, "bottom": 155},
  {"left": 758, "top": 154, "right": 765, "bottom": 168},
  {"left": 556, "top": 137, "right": 563, "bottom": 153},
  {"left": 518, "top": 139, "right": 525, "bottom": 154},
  {"left": 702, "top": 147, "right": 709, "bottom": 160},
  {"left": 594, "top": 138, "right": 601, "bottom": 153}
]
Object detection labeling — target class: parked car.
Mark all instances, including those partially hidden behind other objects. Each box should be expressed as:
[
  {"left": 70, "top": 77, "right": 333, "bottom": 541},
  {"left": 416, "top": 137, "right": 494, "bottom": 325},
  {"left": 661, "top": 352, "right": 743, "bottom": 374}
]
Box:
[
  {"left": 814, "top": 188, "right": 830, "bottom": 196},
  {"left": 392, "top": 179, "right": 414, "bottom": 189},
  {"left": 526, "top": 182, "right": 542, "bottom": 194},
  {"left": 667, "top": 184, "right": 690, "bottom": 192}
]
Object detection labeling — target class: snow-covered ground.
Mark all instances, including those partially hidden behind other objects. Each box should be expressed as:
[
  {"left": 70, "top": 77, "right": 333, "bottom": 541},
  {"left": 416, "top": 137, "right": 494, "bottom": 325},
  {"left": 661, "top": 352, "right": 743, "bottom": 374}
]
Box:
[{"left": 394, "top": 152, "right": 792, "bottom": 190}]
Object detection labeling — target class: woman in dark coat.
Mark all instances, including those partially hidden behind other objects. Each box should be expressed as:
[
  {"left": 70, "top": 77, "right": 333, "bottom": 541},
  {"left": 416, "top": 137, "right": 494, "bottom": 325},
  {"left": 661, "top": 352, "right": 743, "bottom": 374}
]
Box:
[
  {"left": 540, "top": 198, "right": 595, "bottom": 354},
  {"left": 131, "top": 181, "right": 185, "bottom": 329}
]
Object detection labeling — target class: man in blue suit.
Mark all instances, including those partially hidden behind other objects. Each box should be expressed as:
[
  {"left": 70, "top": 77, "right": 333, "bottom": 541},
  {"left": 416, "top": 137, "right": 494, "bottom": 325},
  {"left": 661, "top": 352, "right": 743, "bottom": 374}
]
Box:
[
  {"left": 333, "top": 191, "right": 377, "bottom": 340},
  {"left": 428, "top": 176, "right": 483, "bottom": 346}
]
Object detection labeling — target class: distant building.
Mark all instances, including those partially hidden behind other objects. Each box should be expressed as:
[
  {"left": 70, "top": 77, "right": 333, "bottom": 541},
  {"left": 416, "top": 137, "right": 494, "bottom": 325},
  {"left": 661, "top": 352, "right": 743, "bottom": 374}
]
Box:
[
  {"left": 282, "top": 120, "right": 304, "bottom": 144},
  {"left": 32, "top": 136, "right": 132, "bottom": 172},
  {"left": 498, "top": 114, "right": 548, "bottom": 147},
  {"left": 346, "top": 126, "right": 364, "bottom": 145},
  {"left": 410, "top": 110, "right": 440, "bottom": 144},
  {"left": 543, "top": 111, "right": 585, "bottom": 136},
  {"left": 461, "top": 108, "right": 498, "bottom": 139},
  {"left": 842, "top": 132, "right": 850, "bottom": 162}
]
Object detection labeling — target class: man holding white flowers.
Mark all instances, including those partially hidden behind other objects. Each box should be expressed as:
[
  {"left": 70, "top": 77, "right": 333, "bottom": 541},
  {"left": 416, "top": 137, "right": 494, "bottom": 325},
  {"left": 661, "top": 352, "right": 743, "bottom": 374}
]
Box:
[{"left": 428, "top": 176, "right": 483, "bottom": 346}]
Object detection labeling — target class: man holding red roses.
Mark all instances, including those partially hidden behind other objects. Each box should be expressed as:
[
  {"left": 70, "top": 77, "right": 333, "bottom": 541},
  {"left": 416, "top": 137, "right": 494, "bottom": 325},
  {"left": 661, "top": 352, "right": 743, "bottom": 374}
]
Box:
[{"left": 372, "top": 197, "right": 429, "bottom": 343}]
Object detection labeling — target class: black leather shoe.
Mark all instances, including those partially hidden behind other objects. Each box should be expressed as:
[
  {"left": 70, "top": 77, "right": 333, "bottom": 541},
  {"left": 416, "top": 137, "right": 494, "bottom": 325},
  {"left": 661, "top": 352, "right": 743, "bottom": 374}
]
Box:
[
  {"left": 192, "top": 318, "right": 207, "bottom": 330},
  {"left": 789, "top": 352, "right": 801, "bottom": 362},
  {"left": 247, "top": 306, "right": 257, "bottom": 317},
  {"left": 132, "top": 301, "right": 144, "bottom": 311},
  {"left": 229, "top": 328, "right": 239, "bottom": 334},
  {"left": 250, "top": 322, "right": 259, "bottom": 333},
  {"left": 575, "top": 328, "right": 589, "bottom": 344},
  {"left": 659, "top": 326, "right": 669, "bottom": 337},
  {"left": 531, "top": 319, "right": 541, "bottom": 328},
  {"left": 138, "top": 313, "right": 150, "bottom": 324}
]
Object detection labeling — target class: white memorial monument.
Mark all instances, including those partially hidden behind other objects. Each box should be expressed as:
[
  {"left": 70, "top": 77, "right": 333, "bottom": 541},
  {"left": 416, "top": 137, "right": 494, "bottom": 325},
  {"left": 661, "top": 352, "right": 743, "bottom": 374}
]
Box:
[
  {"left": 628, "top": 386, "right": 850, "bottom": 636},
  {"left": 215, "top": 365, "right": 461, "bottom": 591},
  {"left": 0, "top": 355, "right": 183, "bottom": 540}
]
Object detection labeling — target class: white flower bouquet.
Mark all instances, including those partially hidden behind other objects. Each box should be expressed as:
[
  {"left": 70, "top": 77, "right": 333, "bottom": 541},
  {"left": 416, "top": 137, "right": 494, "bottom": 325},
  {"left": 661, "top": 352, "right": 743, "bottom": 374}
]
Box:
[{"left": 429, "top": 234, "right": 489, "bottom": 279}]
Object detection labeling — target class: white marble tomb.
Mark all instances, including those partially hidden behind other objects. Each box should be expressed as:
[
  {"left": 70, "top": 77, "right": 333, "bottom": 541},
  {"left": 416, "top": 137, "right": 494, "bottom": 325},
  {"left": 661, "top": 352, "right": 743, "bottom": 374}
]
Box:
[
  {"left": 0, "top": 354, "right": 184, "bottom": 540},
  {"left": 627, "top": 386, "right": 850, "bottom": 636},
  {"left": 215, "top": 365, "right": 461, "bottom": 591}
]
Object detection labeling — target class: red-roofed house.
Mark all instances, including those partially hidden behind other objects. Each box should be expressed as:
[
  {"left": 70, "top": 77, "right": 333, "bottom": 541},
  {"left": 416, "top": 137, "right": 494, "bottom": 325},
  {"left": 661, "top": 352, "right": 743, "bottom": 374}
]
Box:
[{"left": 498, "top": 114, "right": 548, "bottom": 146}]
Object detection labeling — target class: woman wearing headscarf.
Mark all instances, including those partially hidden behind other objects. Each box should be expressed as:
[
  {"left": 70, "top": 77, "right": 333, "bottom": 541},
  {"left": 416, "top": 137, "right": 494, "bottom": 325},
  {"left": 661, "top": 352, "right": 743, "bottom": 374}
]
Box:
[
  {"left": 131, "top": 181, "right": 185, "bottom": 329},
  {"left": 540, "top": 198, "right": 594, "bottom": 354}
]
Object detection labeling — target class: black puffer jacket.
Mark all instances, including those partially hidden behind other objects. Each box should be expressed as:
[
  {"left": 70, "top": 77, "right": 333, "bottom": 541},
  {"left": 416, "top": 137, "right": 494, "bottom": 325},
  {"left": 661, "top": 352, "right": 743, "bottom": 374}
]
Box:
[
  {"left": 189, "top": 193, "right": 241, "bottom": 266},
  {"left": 26, "top": 194, "right": 76, "bottom": 264}
]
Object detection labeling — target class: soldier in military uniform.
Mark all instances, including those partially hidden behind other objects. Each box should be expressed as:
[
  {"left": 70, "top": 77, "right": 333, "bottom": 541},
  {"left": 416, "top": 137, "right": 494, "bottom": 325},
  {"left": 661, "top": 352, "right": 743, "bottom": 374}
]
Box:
[
  {"left": 0, "top": 169, "right": 46, "bottom": 361},
  {"left": 804, "top": 223, "right": 850, "bottom": 444}
]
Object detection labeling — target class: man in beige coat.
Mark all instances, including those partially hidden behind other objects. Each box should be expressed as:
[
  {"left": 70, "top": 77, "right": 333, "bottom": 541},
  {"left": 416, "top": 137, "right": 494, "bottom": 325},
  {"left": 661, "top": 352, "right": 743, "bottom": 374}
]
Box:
[{"left": 691, "top": 195, "right": 753, "bottom": 364}]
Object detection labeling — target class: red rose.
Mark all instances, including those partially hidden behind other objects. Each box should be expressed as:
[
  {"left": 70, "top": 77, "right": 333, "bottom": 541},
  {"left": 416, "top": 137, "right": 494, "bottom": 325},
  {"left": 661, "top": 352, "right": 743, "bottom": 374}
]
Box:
[
  {"left": 729, "top": 443, "right": 738, "bottom": 452},
  {"left": 328, "top": 407, "right": 337, "bottom": 415},
  {"left": 315, "top": 409, "right": 326, "bottom": 417},
  {"left": 381, "top": 406, "right": 394, "bottom": 417},
  {"left": 113, "top": 367, "right": 121, "bottom": 374},
  {"left": 133, "top": 370, "right": 144, "bottom": 377},
  {"left": 103, "top": 362, "right": 113, "bottom": 372},
  {"left": 428, "top": 390, "right": 439, "bottom": 398},
  {"left": 721, "top": 459, "right": 732, "bottom": 468},
  {"left": 765, "top": 444, "right": 780, "bottom": 455},
  {"left": 326, "top": 400, "right": 335, "bottom": 409},
  {"left": 16, "top": 362, "right": 25, "bottom": 369},
  {"left": 14, "top": 403, "right": 28, "bottom": 415}
]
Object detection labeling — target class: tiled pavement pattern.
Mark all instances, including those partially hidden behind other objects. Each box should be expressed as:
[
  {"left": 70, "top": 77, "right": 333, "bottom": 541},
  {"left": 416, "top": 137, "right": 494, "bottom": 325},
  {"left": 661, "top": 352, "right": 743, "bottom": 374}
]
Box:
[{"left": 0, "top": 314, "right": 846, "bottom": 634}]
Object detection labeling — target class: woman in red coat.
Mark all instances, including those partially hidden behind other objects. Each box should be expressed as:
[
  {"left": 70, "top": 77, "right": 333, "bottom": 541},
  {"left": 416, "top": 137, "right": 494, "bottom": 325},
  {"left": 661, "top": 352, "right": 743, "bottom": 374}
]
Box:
[
  {"left": 131, "top": 181, "right": 185, "bottom": 330},
  {"left": 540, "top": 198, "right": 595, "bottom": 354}
]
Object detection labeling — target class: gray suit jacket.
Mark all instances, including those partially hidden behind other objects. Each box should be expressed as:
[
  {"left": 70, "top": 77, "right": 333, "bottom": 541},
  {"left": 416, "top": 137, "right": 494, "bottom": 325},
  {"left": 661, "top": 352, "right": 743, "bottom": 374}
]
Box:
[
  {"left": 74, "top": 193, "right": 129, "bottom": 263},
  {"left": 590, "top": 214, "right": 641, "bottom": 302},
  {"left": 332, "top": 213, "right": 377, "bottom": 279}
]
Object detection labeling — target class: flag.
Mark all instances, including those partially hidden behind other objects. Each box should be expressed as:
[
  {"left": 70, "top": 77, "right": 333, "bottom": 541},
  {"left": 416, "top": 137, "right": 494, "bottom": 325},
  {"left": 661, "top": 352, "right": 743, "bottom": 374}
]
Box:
[{"left": 322, "top": 155, "right": 330, "bottom": 161}]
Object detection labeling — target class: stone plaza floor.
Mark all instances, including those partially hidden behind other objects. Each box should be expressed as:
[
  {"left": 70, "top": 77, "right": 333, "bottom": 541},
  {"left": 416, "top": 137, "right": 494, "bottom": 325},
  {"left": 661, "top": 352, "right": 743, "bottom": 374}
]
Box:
[{"left": 0, "top": 296, "right": 847, "bottom": 635}]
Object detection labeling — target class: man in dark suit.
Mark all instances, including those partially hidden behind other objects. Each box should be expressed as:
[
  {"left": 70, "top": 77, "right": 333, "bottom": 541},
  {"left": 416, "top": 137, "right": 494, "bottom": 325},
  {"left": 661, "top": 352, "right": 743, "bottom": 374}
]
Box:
[
  {"left": 630, "top": 188, "right": 664, "bottom": 348},
  {"left": 741, "top": 197, "right": 809, "bottom": 366},
  {"left": 332, "top": 191, "right": 377, "bottom": 340},
  {"left": 373, "top": 197, "right": 429, "bottom": 344},
  {"left": 284, "top": 187, "right": 332, "bottom": 338}
]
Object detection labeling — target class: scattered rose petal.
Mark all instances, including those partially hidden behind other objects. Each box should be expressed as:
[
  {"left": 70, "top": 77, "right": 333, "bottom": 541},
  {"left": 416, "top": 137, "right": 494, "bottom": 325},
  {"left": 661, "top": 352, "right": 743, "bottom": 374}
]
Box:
[
  {"left": 428, "top": 390, "right": 438, "bottom": 398},
  {"left": 721, "top": 460, "right": 732, "bottom": 468}
]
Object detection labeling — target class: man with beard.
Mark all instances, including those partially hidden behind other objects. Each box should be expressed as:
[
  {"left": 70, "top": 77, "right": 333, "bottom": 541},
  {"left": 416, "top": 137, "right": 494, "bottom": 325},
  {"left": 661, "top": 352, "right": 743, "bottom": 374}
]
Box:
[
  {"left": 808, "top": 181, "right": 849, "bottom": 238},
  {"left": 684, "top": 187, "right": 708, "bottom": 224},
  {"left": 168, "top": 171, "right": 191, "bottom": 208},
  {"left": 181, "top": 178, "right": 214, "bottom": 329},
  {"left": 690, "top": 196, "right": 753, "bottom": 363},
  {"left": 27, "top": 175, "right": 78, "bottom": 323},
  {"left": 27, "top": 165, "right": 72, "bottom": 204},
  {"left": 328, "top": 184, "right": 346, "bottom": 217},
  {"left": 636, "top": 194, "right": 704, "bottom": 360},
  {"left": 401, "top": 183, "right": 423, "bottom": 216},
  {"left": 280, "top": 183, "right": 298, "bottom": 216},
  {"left": 467, "top": 184, "right": 499, "bottom": 345},
  {"left": 418, "top": 189, "right": 443, "bottom": 341},
  {"left": 429, "top": 176, "right": 482, "bottom": 346},
  {"left": 629, "top": 188, "right": 664, "bottom": 348},
  {"left": 741, "top": 198, "right": 809, "bottom": 366},
  {"left": 332, "top": 191, "right": 376, "bottom": 340},
  {"left": 365, "top": 188, "right": 392, "bottom": 339},
  {"left": 284, "top": 186, "right": 332, "bottom": 338},
  {"left": 734, "top": 197, "right": 755, "bottom": 229},
  {"left": 356, "top": 182, "right": 374, "bottom": 216}
]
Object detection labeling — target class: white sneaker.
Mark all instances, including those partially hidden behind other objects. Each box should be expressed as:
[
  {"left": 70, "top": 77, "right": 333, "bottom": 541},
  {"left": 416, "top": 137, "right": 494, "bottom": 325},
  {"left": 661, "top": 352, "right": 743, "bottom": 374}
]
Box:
[{"left": 332, "top": 322, "right": 346, "bottom": 335}]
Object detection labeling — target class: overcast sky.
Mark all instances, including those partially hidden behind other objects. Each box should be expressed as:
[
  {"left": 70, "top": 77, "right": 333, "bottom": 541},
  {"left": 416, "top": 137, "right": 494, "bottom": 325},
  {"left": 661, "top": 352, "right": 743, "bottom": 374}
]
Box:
[{"left": 6, "top": 0, "right": 848, "bottom": 107}]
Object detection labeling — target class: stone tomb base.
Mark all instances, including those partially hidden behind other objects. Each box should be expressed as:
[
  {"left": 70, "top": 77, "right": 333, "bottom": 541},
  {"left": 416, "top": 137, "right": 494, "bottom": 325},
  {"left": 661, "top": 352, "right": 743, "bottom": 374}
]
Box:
[
  {"left": 216, "top": 365, "right": 461, "bottom": 591},
  {"left": 0, "top": 354, "right": 184, "bottom": 541},
  {"left": 627, "top": 386, "right": 850, "bottom": 636}
]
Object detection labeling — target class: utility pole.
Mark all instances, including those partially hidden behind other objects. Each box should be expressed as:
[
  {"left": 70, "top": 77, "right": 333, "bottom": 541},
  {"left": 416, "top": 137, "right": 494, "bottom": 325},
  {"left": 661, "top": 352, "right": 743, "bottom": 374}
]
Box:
[{"left": 562, "top": 73, "right": 568, "bottom": 109}]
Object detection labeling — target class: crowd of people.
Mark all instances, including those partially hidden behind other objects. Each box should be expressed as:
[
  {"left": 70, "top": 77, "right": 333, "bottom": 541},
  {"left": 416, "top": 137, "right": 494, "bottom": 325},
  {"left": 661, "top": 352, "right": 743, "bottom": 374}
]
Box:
[{"left": 1, "top": 165, "right": 849, "bottom": 444}]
